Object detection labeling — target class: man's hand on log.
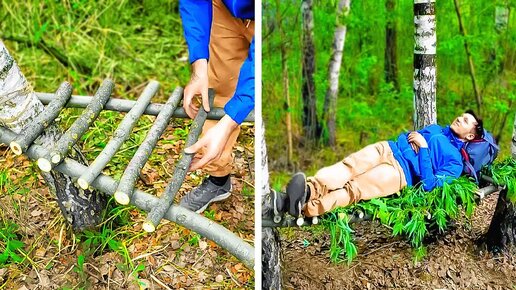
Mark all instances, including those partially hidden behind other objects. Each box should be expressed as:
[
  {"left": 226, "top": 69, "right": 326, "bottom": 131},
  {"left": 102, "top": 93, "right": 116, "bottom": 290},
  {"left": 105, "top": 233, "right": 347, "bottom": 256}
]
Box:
[
  {"left": 185, "top": 115, "right": 239, "bottom": 171},
  {"left": 183, "top": 59, "right": 210, "bottom": 119}
]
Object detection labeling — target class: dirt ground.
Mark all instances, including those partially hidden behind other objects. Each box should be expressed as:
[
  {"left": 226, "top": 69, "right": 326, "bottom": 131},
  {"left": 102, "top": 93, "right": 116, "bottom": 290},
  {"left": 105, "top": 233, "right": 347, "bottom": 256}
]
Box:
[
  {"left": 0, "top": 126, "right": 255, "bottom": 289},
  {"left": 280, "top": 192, "right": 516, "bottom": 290}
]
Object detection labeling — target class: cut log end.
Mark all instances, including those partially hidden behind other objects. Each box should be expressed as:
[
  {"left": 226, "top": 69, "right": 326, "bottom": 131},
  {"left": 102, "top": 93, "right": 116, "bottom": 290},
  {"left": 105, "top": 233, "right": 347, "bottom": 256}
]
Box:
[
  {"left": 77, "top": 178, "right": 89, "bottom": 190},
  {"left": 51, "top": 154, "right": 61, "bottom": 164},
  {"left": 143, "top": 220, "right": 156, "bottom": 233},
  {"left": 114, "top": 191, "right": 130, "bottom": 205},
  {"left": 9, "top": 142, "right": 23, "bottom": 155},
  {"left": 37, "top": 158, "right": 52, "bottom": 172}
]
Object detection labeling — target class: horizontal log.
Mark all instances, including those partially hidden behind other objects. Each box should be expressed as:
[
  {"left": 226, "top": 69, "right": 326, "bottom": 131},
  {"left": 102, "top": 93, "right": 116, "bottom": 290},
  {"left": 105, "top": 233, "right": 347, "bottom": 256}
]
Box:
[
  {"left": 77, "top": 81, "right": 159, "bottom": 189},
  {"left": 262, "top": 184, "right": 501, "bottom": 228},
  {"left": 143, "top": 90, "right": 213, "bottom": 233},
  {"left": 36, "top": 92, "right": 255, "bottom": 122},
  {"left": 0, "top": 126, "right": 254, "bottom": 269}
]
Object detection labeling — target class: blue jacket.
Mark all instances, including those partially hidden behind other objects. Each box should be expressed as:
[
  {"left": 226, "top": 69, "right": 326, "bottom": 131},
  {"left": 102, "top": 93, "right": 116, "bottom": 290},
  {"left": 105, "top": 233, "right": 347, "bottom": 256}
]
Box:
[
  {"left": 388, "top": 125, "right": 464, "bottom": 191},
  {"left": 179, "top": 0, "right": 255, "bottom": 124}
]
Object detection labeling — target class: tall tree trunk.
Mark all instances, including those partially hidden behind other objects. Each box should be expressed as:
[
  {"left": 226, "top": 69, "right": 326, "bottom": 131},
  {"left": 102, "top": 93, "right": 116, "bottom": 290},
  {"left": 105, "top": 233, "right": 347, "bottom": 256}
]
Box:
[
  {"left": 261, "top": 123, "right": 282, "bottom": 289},
  {"left": 276, "top": 0, "right": 293, "bottom": 166},
  {"left": 322, "top": 0, "right": 350, "bottom": 146},
  {"left": 301, "top": 0, "right": 319, "bottom": 142},
  {"left": 453, "top": 0, "right": 482, "bottom": 115},
  {"left": 485, "top": 113, "right": 516, "bottom": 252},
  {"left": 0, "top": 40, "right": 106, "bottom": 230},
  {"left": 385, "top": 0, "right": 399, "bottom": 91},
  {"left": 413, "top": 0, "right": 437, "bottom": 130}
]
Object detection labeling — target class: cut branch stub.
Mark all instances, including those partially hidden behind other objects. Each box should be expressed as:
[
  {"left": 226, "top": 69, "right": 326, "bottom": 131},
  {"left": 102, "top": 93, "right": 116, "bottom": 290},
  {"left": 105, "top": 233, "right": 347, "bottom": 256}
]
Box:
[
  {"left": 9, "top": 81, "right": 72, "bottom": 155},
  {"left": 37, "top": 79, "right": 114, "bottom": 172},
  {"left": 77, "top": 81, "right": 159, "bottom": 189},
  {"left": 114, "top": 87, "right": 183, "bottom": 205},
  {"left": 143, "top": 89, "right": 214, "bottom": 233}
]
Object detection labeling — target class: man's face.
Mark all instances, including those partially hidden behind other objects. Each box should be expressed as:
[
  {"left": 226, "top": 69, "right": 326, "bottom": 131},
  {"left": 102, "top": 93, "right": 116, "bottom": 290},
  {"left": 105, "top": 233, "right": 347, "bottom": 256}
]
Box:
[{"left": 450, "top": 113, "right": 477, "bottom": 141}]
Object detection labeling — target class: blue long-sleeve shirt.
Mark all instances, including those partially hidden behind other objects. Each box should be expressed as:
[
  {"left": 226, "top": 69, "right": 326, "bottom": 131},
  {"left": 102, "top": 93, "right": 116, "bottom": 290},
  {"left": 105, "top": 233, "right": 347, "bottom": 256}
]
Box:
[
  {"left": 179, "top": 0, "right": 255, "bottom": 124},
  {"left": 388, "top": 125, "right": 464, "bottom": 191}
]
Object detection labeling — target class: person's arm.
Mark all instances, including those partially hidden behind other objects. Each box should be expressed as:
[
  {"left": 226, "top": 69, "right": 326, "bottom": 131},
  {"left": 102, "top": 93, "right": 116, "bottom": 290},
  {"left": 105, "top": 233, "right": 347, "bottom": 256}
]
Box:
[
  {"left": 224, "top": 37, "right": 255, "bottom": 124},
  {"left": 179, "top": 0, "right": 212, "bottom": 63},
  {"left": 417, "top": 137, "right": 463, "bottom": 191}
]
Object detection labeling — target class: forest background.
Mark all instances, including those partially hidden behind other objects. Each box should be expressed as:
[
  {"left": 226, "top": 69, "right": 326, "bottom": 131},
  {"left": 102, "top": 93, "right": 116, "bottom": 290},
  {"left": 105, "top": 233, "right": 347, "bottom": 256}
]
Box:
[{"left": 263, "top": 0, "right": 515, "bottom": 178}]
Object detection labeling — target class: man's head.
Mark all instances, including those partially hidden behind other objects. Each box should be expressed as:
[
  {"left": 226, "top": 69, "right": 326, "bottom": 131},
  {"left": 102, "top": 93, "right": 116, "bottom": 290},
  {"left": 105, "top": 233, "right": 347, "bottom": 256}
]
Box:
[{"left": 450, "top": 110, "right": 483, "bottom": 141}]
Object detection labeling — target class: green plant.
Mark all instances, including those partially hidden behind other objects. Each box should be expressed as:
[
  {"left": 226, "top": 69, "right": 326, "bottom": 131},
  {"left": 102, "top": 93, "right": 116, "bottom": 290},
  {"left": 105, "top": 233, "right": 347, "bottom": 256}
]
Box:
[
  {"left": 321, "top": 175, "right": 478, "bottom": 264},
  {"left": 0, "top": 220, "right": 25, "bottom": 266}
]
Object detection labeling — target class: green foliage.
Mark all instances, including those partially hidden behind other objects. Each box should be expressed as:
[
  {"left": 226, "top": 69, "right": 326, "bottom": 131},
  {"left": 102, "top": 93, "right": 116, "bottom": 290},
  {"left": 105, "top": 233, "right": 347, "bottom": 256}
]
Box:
[
  {"left": 488, "top": 158, "right": 516, "bottom": 202},
  {"left": 0, "top": 220, "right": 25, "bottom": 266},
  {"left": 321, "top": 176, "right": 478, "bottom": 264}
]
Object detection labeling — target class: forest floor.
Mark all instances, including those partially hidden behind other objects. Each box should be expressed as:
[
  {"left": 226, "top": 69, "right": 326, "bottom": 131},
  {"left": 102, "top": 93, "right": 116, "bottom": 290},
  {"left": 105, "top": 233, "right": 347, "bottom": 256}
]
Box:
[
  {"left": 280, "top": 192, "right": 516, "bottom": 290},
  {"left": 0, "top": 124, "right": 255, "bottom": 289}
]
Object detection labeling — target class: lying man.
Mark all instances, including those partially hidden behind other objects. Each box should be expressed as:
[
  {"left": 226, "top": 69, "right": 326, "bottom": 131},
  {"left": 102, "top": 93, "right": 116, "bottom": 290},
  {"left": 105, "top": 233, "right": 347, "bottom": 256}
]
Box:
[{"left": 274, "top": 110, "right": 484, "bottom": 221}]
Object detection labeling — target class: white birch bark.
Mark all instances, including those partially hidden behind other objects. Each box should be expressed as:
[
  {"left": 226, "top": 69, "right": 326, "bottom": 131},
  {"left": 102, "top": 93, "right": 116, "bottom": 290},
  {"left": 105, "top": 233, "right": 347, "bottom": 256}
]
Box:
[
  {"left": 323, "top": 0, "right": 350, "bottom": 146},
  {"left": 413, "top": 0, "right": 437, "bottom": 129}
]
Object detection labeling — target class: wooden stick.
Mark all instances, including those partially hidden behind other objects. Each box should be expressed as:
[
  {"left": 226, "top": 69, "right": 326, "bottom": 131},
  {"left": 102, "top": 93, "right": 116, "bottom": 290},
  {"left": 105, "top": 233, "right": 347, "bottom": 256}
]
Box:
[
  {"left": 142, "top": 90, "right": 214, "bottom": 233},
  {"left": 9, "top": 82, "right": 72, "bottom": 155},
  {"left": 77, "top": 81, "right": 159, "bottom": 189},
  {"left": 37, "top": 79, "right": 114, "bottom": 172},
  {"left": 36, "top": 92, "right": 255, "bottom": 122},
  {"left": 114, "top": 87, "right": 183, "bottom": 205}
]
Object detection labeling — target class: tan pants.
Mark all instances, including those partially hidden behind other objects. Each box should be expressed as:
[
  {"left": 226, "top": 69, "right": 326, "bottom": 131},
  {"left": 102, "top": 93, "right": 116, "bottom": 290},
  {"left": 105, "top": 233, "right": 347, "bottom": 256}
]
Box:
[
  {"left": 193, "top": 0, "right": 254, "bottom": 177},
  {"left": 304, "top": 141, "right": 407, "bottom": 217}
]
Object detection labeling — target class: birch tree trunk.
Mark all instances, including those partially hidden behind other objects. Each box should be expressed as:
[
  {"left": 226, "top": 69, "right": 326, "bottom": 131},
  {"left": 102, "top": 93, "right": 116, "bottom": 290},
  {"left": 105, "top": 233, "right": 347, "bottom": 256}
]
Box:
[
  {"left": 485, "top": 113, "right": 516, "bottom": 253},
  {"left": 413, "top": 0, "right": 437, "bottom": 130},
  {"left": 301, "top": 0, "right": 319, "bottom": 142},
  {"left": 261, "top": 123, "right": 282, "bottom": 289},
  {"left": 322, "top": 0, "right": 350, "bottom": 146},
  {"left": 0, "top": 40, "right": 106, "bottom": 230},
  {"left": 385, "top": 0, "right": 399, "bottom": 91},
  {"left": 276, "top": 0, "right": 293, "bottom": 166}
]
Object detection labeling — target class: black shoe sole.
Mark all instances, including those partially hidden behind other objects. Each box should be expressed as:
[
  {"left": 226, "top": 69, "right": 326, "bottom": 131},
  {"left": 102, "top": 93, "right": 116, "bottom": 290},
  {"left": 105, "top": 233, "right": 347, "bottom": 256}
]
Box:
[{"left": 286, "top": 172, "right": 308, "bottom": 217}]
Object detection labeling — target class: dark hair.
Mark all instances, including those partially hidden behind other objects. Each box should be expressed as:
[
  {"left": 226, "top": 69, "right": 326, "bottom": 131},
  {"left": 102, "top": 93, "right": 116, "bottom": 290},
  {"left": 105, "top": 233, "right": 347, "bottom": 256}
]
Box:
[{"left": 465, "top": 109, "right": 484, "bottom": 139}]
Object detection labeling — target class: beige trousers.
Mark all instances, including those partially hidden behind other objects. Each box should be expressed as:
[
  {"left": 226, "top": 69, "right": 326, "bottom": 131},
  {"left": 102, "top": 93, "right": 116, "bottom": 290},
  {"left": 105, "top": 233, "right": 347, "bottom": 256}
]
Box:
[
  {"left": 193, "top": 0, "right": 254, "bottom": 177},
  {"left": 304, "top": 141, "right": 407, "bottom": 217}
]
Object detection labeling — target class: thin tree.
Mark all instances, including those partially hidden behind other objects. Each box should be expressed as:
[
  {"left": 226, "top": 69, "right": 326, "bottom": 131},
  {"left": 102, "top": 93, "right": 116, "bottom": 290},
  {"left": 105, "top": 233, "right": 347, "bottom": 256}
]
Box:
[
  {"left": 322, "top": 0, "right": 351, "bottom": 146},
  {"left": 413, "top": 0, "right": 437, "bottom": 129},
  {"left": 276, "top": 0, "right": 294, "bottom": 166},
  {"left": 453, "top": 0, "right": 481, "bottom": 115},
  {"left": 0, "top": 40, "right": 106, "bottom": 230},
  {"left": 485, "top": 113, "right": 516, "bottom": 252},
  {"left": 261, "top": 123, "right": 282, "bottom": 289},
  {"left": 384, "top": 0, "right": 399, "bottom": 91},
  {"left": 301, "top": 0, "right": 319, "bottom": 142}
]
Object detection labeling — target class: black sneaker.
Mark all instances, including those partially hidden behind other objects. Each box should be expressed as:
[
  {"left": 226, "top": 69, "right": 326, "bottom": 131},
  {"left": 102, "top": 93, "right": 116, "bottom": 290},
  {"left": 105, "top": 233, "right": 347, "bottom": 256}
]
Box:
[
  {"left": 179, "top": 177, "right": 232, "bottom": 213},
  {"left": 286, "top": 172, "right": 309, "bottom": 218}
]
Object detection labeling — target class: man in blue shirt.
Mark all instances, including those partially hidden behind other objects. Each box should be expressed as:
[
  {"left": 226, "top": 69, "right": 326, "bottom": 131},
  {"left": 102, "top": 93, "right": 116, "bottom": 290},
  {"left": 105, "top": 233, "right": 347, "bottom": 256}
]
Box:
[
  {"left": 275, "top": 111, "right": 484, "bottom": 218},
  {"left": 178, "top": 0, "right": 254, "bottom": 213}
]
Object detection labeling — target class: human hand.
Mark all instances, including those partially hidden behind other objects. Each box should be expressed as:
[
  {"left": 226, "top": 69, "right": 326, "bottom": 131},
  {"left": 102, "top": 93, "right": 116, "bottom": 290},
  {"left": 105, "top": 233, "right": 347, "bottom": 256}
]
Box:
[
  {"left": 184, "top": 115, "right": 239, "bottom": 171},
  {"left": 408, "top": 131, "right": 428, "bottom": 154},
  {"left": 183, "top": 59, "right": 210, "bottom": 119}
]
